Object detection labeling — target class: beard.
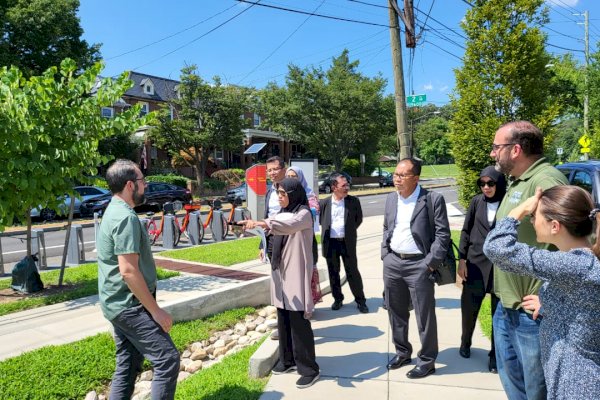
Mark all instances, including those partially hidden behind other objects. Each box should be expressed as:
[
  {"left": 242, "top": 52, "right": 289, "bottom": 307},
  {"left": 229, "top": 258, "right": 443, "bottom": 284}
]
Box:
[
  {"left": 133, "top": 183, "right": 146, "bottom": 206},
  {"left": 495, "top": 155, "right": 514, "bottom": 175}
]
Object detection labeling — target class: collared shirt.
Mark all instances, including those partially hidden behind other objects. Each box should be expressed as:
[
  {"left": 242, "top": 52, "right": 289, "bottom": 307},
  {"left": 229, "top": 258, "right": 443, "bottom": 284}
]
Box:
[
  {"left": 390, "top": 185, "right": 422, "bottom": 254},
  {"left": 97, "top": 198, "right": 157, "bottom": 321},
  {"left": 493, "top": 158, "right": 568, "bottom": 310},
  {"left": 330, "top": 195, "right": 346, "bottom": 238},
  {"left": 267, "top": 186, "right": 281, "bottom": 218}
]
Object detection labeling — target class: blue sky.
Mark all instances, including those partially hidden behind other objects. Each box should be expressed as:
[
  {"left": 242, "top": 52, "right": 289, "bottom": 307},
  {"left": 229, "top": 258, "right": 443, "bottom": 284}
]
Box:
[{"left": 78, "top": 0, "right": 598, "bottom": 106}]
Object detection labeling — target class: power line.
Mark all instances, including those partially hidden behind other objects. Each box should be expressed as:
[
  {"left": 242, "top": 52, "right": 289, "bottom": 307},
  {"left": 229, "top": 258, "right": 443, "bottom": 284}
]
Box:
[
  {"left": 347, "top": 0, "right": 388, "bottom": 9},
  {"left": 131, "top": 1, "right": 261, "bottom": 72},
  {"left": 237, "top": 0, "right": 326, "bottom": 84},
  {"left": 547, "top": 42, "right": 584, "bottom": 53},
  {"left": 543, "top": 25, "right": 584, "bottom": 42},
  {"left": 106, "top": 4, "right": 237, "bottom": 60},
  {"left": 236, "top": 0, "right": 391, "bottom": 28},
  {"left": 423, "top": 40, "right": 463, "bottom": 61},
  {"left": 413, "top": 4, "right": 466, "bottom": 40}
]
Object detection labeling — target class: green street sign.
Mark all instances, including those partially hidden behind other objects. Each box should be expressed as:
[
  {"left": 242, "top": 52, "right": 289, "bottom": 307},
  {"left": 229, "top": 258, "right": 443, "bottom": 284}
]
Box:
[{"left": 407, "top": 94, "right": 427, "bottom": 105}]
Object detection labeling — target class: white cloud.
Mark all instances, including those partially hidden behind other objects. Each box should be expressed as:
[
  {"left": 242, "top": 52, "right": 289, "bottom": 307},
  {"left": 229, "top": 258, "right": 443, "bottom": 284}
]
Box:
[
  {"left": 546, "top": 0, "right": 579, "bottom": 7},
  {"left": 439, "top": 85, "right": 449, "bottom": 92},
  {"left": 423, "top": 83, "right": 433, "bottom": 91}
]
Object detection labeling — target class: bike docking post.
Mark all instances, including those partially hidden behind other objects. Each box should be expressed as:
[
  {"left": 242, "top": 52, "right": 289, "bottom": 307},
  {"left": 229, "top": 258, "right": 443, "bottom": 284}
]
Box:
[
  {"left": 31, "top": 229, "right": 48, "bottom": 270},
  {"left": 0, "top": 235, "right": 4, "bottom": 275},
  {"left": 66, "top": 224, "right": 85, "bottom": 266},
  {"left": 162, "top": 215, "right": 176, "bottom": 249},
  {"left": 93, "top": 212, "right": 100, "bottom": 252},
  {"left": 211, "top": 210, "right": 225, "bottom": 242},
  {"left": 187, "top": 211, "right": 202, "bottom": 245}
]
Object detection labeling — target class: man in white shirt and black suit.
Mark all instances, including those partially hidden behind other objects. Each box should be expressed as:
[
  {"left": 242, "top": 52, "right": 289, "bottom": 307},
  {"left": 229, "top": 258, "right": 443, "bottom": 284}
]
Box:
[
  {"left": 319, "top": 173, "right": 368, "bottom": 314},
  {"left": 381, "top": 158, "right": 450, "bottom": 379}
]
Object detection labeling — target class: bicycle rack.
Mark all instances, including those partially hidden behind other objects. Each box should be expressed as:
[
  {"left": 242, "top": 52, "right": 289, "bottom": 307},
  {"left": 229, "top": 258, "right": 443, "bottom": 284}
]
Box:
[
  {"left": 211, "top": 210, "right": 225, "bottom": 242},
  {"left": 162, "top": 215, "right": 176, "bottom": 249},
  {"left": 66, "top": 224, "right": 85, "bottom": 266},
  {"left": 187, "top": 211, "right": 202, "bottom": 245},
  {"left": 31, "top": 229, "right": 48, "bottom": 270}
]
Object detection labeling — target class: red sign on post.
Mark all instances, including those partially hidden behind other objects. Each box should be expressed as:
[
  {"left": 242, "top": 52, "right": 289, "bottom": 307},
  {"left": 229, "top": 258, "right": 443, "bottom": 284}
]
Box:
[{"left": 246, "top": 164, "right": 267, "bottom": 196}]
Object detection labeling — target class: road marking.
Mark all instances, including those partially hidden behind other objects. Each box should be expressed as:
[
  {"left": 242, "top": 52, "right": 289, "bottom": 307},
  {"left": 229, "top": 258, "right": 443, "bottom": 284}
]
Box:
[
  {"left": 2, "top": 240, "right": 96, "bottom": 255},
  {"left": 368, "top": 201, "right": 379, "bottom": 204}
]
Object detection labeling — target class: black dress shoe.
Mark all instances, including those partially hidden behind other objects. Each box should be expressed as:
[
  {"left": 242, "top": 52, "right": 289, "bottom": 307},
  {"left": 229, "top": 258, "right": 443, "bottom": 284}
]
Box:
[
  {"left": 331, "top": 300, "right": 343, "bottom": 310},
  {"left": 386, "top": 355, "right": 412, "bottom": 370},
  {"left": 459, "top": 346, "right": 470, "bottom": 358},
  {"left": 406, "top": 365, "right": 435, "bottom": 379},
  {"left": 488, "top": 357, "right": 498, "bottom": 374},
  {"left": 358, "top": 303, "right": 369, "bottom": 313}
]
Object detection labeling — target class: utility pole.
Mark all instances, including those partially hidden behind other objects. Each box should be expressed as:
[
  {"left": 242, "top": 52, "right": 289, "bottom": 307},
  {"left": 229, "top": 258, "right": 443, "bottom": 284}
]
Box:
[
  {"left": 575, "top": 10, "right": 589, "bottom": 159},
  {"left": 389, "top": 0, "right": 412, "bottom": 160}
]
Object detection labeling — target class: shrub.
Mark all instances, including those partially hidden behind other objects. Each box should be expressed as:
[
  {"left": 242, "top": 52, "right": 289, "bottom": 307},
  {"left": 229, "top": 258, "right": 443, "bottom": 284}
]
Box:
[
  {"left": 342, "top": 158, "right": 361, "bottom": 177},
  {"left": 202, "top": 178, "right": 226, "bottom": 191},
  {"left": 146, "top": 174, "right": 189, "bottom": 188},
  {"left": 91, "top": 177, "right": 108, "bottom": 189},
  {"left": 211, "top": 169, "right": 245, "bottom": 187}
]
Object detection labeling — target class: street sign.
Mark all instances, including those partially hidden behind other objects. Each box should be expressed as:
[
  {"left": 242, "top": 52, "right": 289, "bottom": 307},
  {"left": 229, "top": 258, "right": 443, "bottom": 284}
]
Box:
[
  {"left": 581, "top": 148, "right": 591, "bottom": 153},
  {"left": 578, "top": 135, "right": 592, "bottom": 148},
  {"left": 556, "top": 147, "right": 563, "bottom": 155},
  {"left": 407, "top": 94, "right": 427, "bottom": 106}
]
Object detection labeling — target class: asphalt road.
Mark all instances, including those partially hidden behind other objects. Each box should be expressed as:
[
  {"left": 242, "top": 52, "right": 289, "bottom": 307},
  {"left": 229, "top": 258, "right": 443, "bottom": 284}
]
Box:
[{"left": 0, "top": 184, "right": 460, "bottom": 268}]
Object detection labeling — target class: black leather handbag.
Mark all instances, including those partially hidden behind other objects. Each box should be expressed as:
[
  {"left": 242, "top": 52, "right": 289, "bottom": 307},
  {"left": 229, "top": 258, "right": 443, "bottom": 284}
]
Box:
[{"left": 426, "top": 193, "right": 457, "bottom": 286}]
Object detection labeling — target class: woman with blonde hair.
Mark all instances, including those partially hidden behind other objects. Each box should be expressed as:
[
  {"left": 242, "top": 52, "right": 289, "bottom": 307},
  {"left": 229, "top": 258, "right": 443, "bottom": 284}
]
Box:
[{"left": 484, "top": 185, "right": 600, "bottom": 399}]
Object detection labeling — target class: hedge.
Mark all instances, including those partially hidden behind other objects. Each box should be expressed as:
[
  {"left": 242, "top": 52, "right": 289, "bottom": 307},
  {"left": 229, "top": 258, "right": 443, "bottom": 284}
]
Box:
[{"left": 146, "top": 174, "right": 189, "bottom": 188}]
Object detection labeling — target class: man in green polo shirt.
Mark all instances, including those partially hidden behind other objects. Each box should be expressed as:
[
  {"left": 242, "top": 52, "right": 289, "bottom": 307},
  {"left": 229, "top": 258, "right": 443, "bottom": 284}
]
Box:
[
  {"left": 97, "top": 159, "right": 179, "bottom": 400},
  {"left": 486, "top": 121, "right": 567, "bottom": 400}
]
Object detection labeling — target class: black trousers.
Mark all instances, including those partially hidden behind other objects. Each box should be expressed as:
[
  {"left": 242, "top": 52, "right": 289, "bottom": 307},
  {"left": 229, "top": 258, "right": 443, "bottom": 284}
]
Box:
[
  {"left": 460, "top": 261, "right": 499, "bottom": 358},
  {"left": 326, "top": 238, "right": 366, "bottom": 304},
  {"left": 383, "top": 253, "right": 437, "bottom": 368},
  {"left": 277, "top": 308, "right": 319, "bottom": 377}
]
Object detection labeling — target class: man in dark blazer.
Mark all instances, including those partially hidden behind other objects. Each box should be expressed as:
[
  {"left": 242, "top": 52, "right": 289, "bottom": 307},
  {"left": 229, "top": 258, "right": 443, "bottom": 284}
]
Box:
[
  {"left": 381, "top": 158, "right": 450, "bottom": 379},
  {"left": 320, "top": 173, "right": 368, "bottom": 313}
]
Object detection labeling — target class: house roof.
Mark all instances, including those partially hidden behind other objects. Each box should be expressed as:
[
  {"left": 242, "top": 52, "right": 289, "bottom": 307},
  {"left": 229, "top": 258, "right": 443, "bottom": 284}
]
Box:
[{"left": 124, "top": 72, "right": 180, "bottom": 102}]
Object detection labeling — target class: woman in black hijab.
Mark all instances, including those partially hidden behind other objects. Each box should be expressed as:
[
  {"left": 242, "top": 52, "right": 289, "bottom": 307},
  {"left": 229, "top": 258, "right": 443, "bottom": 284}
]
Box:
[
  {"left": 457, "top": 166, "right": 507, "bottom": 373},
  {"left": 240, "top": 178, "right": 320, "bottom": 389}
]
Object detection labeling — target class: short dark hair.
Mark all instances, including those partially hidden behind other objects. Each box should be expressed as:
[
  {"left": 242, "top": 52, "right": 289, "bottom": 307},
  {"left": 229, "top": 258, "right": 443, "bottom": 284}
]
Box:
[
  {"left": 266, "top": 156, "right": 285, "bottom": 168},
  {"left": 106, "top": 159, "right": 139, "bottom": 194},
  {"left": 330, "top": 172, "right": 346, "bottom": 187},
  {"left": 501, "top": 120, "right": 544, "bottom": 157},
  {"left": 398, "top": 157, "right": 422, "bottom": 176}
]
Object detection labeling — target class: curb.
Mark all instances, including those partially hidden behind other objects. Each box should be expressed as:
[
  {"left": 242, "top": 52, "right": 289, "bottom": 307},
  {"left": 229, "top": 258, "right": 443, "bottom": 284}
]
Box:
[{"left": 248, "top": 266, "right": 345, "bottom": 378}]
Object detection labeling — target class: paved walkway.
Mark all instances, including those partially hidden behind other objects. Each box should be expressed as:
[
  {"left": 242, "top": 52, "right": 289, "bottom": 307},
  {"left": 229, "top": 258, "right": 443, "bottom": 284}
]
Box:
[{"left": 0, "top": 207, "right": 506, "bottom": 399}]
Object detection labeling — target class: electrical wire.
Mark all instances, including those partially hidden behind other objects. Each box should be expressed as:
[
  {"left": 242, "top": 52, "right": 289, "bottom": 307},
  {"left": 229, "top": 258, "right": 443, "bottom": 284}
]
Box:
[
  {"left": 423, "top": 40, "right": 463, "bottom": 61},
  {"left": 547, "top": 43, "right": 585, "bottom": 52}
]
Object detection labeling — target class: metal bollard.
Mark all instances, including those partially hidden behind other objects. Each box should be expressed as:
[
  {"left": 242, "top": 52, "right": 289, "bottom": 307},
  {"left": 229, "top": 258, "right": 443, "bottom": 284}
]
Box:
[
  {"left": 139, "top": 218, "right": 150, "bottom": 230},
  {"left": 93, "top": 212, "right": 101, "bottom": 251},
  {"left": 211, "top": 210, "right": 225, "bottom": 242},
  {"left": 187, "top": 211, "right": 201, "bottom": 245},
  {"left": 162, "top": 215, "right": 176, "bottom": 249},
  {"left": 31, "top": 229, "right": 48, "bottom": 270},
  {"left": 0, "top": 235, "right": 4, "bottom": 275},
  {"left": 66, "top": 224, "right": 85, "bottom": 266}
]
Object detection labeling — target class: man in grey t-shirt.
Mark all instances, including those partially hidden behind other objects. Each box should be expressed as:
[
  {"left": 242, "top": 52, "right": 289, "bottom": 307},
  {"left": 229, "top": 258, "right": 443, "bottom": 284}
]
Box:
[{"left": 97, "top": 159, "right": 179, "bottom": 400}]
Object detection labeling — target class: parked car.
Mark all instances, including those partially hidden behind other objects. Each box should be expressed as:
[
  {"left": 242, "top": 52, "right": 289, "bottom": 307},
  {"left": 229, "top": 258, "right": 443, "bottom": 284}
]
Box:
[
  {"left": 555, "top": 161, "right": 600, "bottom": 206},
  {"left": 318, "top": 171, "right": 352, "bottom": 194},
  {"left": 80, "top": 182, "right": 192, "bottom": 216},
  {"left": 225, "top": 182, "right": 272, "bottom": 203},
  {"left": 31, "top": 186, "right": 110, "bottom": 221},
  {"left": 378, "top": 170, "right": 394, "bottom": 187}
]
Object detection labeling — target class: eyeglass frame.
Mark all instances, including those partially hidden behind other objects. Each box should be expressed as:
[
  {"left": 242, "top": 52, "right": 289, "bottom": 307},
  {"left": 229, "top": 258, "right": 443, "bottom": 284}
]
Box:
[
  {"left": 491, "top": 143, "right": 517, "bottom": 152},
  {"left": 477, "top": 180, "right": 496, "bottom": 188},
  {"left": 392, "top": 173, "right": 416, "bottom": 180},
  {"left": 276, "top": 189, "right": 289, "bottom": 197},
  {"left": 266, "top": 167, "right": 283, "bottom": 174}
]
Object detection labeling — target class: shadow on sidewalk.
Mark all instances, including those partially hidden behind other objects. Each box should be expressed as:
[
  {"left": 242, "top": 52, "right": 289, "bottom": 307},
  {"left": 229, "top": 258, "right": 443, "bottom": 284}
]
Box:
[
  {"left": 434, "top": 347, "right": 494, "bottom": 375},
  {"left": 317, "top": 351, "right": 389, "bottom": 380},
  {"left": 313, "top": 324, "right": 385, "bottom": 343}
]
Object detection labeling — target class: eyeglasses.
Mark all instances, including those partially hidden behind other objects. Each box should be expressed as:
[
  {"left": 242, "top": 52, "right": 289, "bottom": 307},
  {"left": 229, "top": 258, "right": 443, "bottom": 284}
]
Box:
[
  {"left": 267, "top": 167, "right": 283, "bottom": 174},
  {"left": 393, "top": 173, "right": 415, "bottom": 180},
  {"left": 478, "top": 180, "right": 496, "bottom": 188},
  {"left": 276, "top": 189, "right": 288, "bottom": 197},
  {"left": 491, "top": 143, "right": 516, "bottom": 152},
  {"left": 133, "top": 177, "right": 146, "bottom": 184}
]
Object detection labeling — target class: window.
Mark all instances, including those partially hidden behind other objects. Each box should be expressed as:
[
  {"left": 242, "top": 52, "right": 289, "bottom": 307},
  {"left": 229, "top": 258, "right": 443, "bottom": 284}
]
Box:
[
  {"left": 253, "top": 113, "right": 261, "bottom": 127},
  {"left": 214, "top": 149, "right": 224, "bottom": 160},
  {"left": 572, "top": 171, "right": 593, "bottom": 194},
  {"left": 101, "top": 107, "right": 114, "bottom": 118},
  {"left": 139, "top": 102, "right": 149, "bottom": 116}
]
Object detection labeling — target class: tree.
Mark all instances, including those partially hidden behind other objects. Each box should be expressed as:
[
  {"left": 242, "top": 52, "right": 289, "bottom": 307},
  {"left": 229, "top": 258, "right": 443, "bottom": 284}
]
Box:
[
  {"left": 414, "top": 117, "right": 453, "bottom": 164},
  {"left": 150, "top": 66, "right": 251, "bottom": 193},
  {"left": 0, "top": 0, "right": 100, "bottom": 77},
  {"left": 450, "top": 0, "right": 567, "bottom": 206},
  {"left": 260, "top": 50, "right": 391, "bottom": 171},
  {"left": 0, "top": 59, "right": 147, "bottom": 283}
]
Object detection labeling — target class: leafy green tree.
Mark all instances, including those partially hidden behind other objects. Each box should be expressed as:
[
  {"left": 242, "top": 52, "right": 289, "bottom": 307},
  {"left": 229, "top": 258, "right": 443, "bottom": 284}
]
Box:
[
  {"left": 150, "top": 66, "right": 251, "bottom": 193},
  {"left": 451, "top": 0, "right": 566, "bottom": 206},
  {"left": 415, "top": 117, "right": 453, "bottom": 164},
  {"left": 260, "top": 50, "right": 391, "bottom": 171},
  {"left": 0, "top": 59, "right": 147, "bottom": 270},
  {"left": 0, "top": 0, "right": 100, "bottom": 77}
]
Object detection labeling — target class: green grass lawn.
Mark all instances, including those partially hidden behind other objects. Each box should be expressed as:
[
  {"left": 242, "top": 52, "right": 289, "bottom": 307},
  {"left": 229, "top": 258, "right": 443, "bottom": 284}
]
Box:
[
  {"left": 383, "top": 163, "right": 458, "bottom": 179},
  {"left": 0, "top": 307, "right": 259, "bottom": 400},
  {"left": 0, "top": 263, "right": 179, "bottom": 317}
]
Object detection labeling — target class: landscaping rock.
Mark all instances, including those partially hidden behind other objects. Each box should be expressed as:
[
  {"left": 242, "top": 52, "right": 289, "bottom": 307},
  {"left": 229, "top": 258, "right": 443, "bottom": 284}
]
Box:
[
  {"left": 255, "top": 316, "right": 265, "bottom": 325},
  {"left": 245, "top": 322, "right": 257, "bottom": 331},
  {"left": 190, "top": 348, "right": 207, "bottom": 361},
  {"left": 185, "top": 360, "right": 203, "bottom": 373},
  {"left": 180, "top": 358, "right": 194, "bottom": 371},
  {"left": 238, "top": 336, "right": 250, "bottom": 345},
  {"left": 258, "top": 309, "right": 267, "bottom": 317},
  {"left": 256, "top": 323, "right": 268, "bottom": 333},
  {"left": 177, "top": 371, "right": 191, "bottom": 382},
  {"left": 264, "top": 306, "right": 277, "bottom": 315},
  {"left": 213, "top": 339, "right": 226, "bottom": 348},
  {"left": 133, "top": 381, "right": 152, "bottom": 395},
  {"left": 265, "top": 318, "right": 277, "bottom": 329},
  {"left": 181, "top": 349, "right": 191, "bottom": 358},
  {"left": 139, "top": 370, "right": 153, "bottom": 382},
  {"left": 131, "top": 390, "right": 151, "bottom": 400},
  {"left": 85, "top": 391, "right": 98, "bottom": 400}
]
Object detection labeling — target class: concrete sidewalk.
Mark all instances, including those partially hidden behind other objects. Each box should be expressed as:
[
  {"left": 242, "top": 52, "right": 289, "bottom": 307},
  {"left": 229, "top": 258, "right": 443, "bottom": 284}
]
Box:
[{"left": 259, "top": 214, "right": 506, "bottom": 400}]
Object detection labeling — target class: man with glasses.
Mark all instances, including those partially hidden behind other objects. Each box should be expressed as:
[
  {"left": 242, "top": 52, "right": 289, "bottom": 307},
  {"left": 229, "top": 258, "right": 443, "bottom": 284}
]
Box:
[
  {"left": 97, "top": 160, "right": 179, "bottom": 399},
  {"left": 486, "top": 121, "right": 567, "bottom": 400},
  {"left": 319, "top": 173, "right": 368, "bottom": 313},
  {"left": 381, "top": 158, "right": 450, "bottom": 379}
]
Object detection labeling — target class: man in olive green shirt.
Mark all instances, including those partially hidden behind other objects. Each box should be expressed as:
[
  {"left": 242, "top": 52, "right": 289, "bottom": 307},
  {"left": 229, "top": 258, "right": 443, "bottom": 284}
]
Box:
[
  {"left": 486, "top": 121, "right": 567, "bottom": 400},
  {"left": 97, "top": 160, "right": 179, "bottom": 400}
]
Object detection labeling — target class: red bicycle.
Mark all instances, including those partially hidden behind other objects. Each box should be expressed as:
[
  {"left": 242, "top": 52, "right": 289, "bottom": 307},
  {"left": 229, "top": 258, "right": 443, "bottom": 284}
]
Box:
[{"left": 146, "top": 202, "right": 182, "bottom": 246}]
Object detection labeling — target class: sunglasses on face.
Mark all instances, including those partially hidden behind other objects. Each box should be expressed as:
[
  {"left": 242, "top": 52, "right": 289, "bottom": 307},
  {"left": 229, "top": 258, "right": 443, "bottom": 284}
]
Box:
[
  {"left": 478, "top": 180, "right": 496, "bottom": 188},
  {"left": 276, "top": 189, "right": 289, "bottom": 197}
]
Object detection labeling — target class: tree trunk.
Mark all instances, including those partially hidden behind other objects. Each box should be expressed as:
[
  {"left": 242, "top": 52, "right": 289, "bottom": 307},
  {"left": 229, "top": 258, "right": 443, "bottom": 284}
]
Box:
[
  {"left": 26, "top": 210, "right": 32, "bottom": 257},
  {"left": 193, "top": 161, "right": 203, "bottom": 196},
  {"left": 58, "top": 194, "right": 76, "bottom": 287}
]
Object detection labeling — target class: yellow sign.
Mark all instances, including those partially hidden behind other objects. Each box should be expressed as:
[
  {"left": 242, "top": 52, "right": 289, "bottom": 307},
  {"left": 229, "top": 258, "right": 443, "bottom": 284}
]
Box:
[
  {"left": 578, "top": 134, "right": 592, "bottom": 148},
  {"left": 581, "top": 148, "right": 591, "bottom": 153}
]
